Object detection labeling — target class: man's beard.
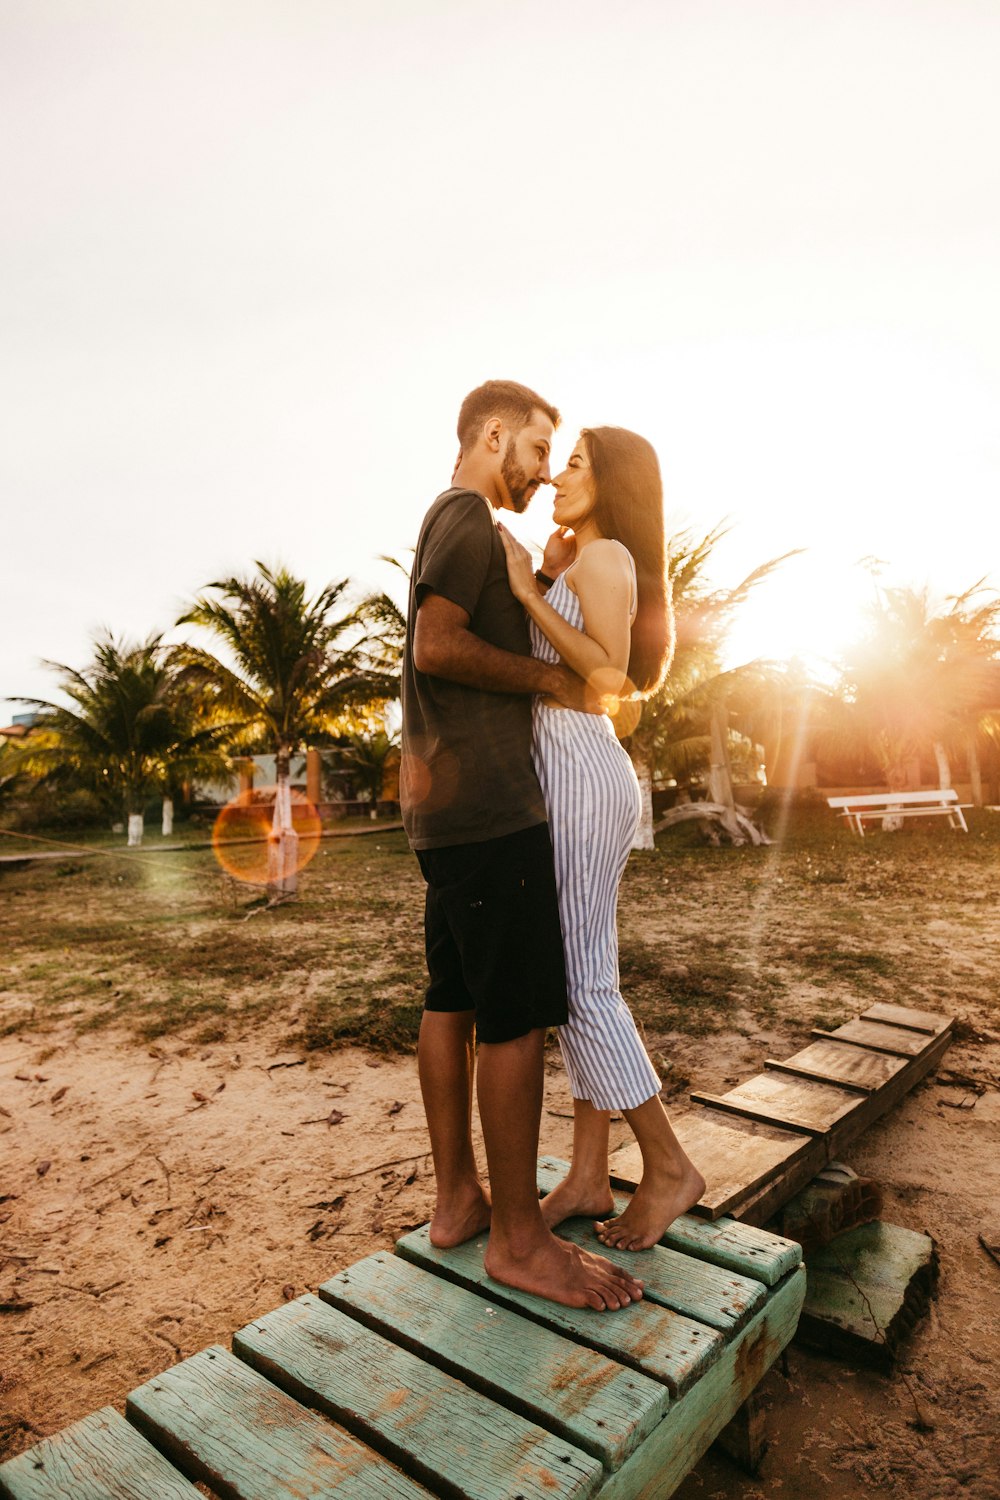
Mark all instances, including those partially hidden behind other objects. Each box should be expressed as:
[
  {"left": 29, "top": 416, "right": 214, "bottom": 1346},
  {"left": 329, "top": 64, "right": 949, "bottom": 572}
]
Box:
[{"left": 501, "top": 439, "right": 538, "bottom": 514}]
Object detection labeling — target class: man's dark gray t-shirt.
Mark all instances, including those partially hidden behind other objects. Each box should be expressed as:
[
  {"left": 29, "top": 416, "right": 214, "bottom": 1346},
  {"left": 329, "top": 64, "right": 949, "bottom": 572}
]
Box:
[{"left": 400, "top": 487, "right": 547, "bottom": 850}]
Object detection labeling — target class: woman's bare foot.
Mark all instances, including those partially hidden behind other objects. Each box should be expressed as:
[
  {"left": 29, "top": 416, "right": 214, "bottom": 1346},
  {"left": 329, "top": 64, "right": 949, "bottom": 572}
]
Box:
[
  {"left": 595, "top": 1162, "right": 705, "bottom": 1252},
  {"left": 484, "top": 1230, "right": 644, "bottom": 1311},
  {"left": 540, "top": 1173, "right": 616, "bottom": 1231},
  {"left": 428, "top": 1182, "right": 492, "bottom": 1248}
]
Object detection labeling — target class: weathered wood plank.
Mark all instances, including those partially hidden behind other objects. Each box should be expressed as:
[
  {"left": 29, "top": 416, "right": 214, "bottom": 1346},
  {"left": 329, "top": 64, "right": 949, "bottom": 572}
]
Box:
[
  {"left": 233, "top": 1293, "right": 604, "bottom": 1499},
  {"left": 0, "top": 1408, "right": 199, "bottom": 1500},
  {"left": 766, "top": 1040, "right": 908, "bottom": 1092},
  {"left": 126, "top": 1345, "right": 433, "bottom": 1500},
  {"left": 538, "top": 1159, "right": 801, "bottom": 1286},
  {"left": 597, "top": 1268, "right": 807, "bottom": 1500},
  {"left": 763, "top": 1058, "right": 874, "bottom": 1092},
  {"left": 395, "top": 1226, "right": 724, "bottom": 1398},
  {"left": 712, "top": 1390, "right": 768, "bottom": 1475},
  {"left": 317, "top": 1251, "right": 667, "bottom": 1471},
  {"left": 609, "top": 1109, "right": 815, "bottom": 1221},
  {"left": 813, "top": 1020, "right": 933, "bottom": 1056},
  {"left": 860, "top": 1002, "right": 951, "bottom": 1035},
  {"left": 796, "top": 1221, "right": 939, "bottom": 1369},
  {"left": 549, "top": 1218, "right": 767, "bottom": 1334},
  {"left": 733, "top": 1030, "right": 952, "bottom": 1226},
  {"left": 826, "top": 1028, "right": 953, "bottom": 1159},
  {"left": 695, "top": 1071, "right": 866, "bottom": 1135}
]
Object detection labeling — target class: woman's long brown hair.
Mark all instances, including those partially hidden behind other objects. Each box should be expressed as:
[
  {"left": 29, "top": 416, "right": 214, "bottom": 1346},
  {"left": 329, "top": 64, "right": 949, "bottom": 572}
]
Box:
[{"left": 582, "top": 426, "right": 672, "bottom": 696}]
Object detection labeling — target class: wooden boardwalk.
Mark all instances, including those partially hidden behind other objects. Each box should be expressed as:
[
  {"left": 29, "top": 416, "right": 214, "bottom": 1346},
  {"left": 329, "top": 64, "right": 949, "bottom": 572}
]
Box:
[
  {"left": 610, "top": 1002, "right": 954, "bottom": 1226},
  {"left": 0, "top": 1185, "right": 804, "bottom": 1500},
  {"left": 2, "top": 1001, "right": 950, "bottom": 1497}
]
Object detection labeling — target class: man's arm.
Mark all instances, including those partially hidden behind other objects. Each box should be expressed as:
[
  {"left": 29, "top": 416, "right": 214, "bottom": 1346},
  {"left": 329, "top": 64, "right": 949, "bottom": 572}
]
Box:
[{"left": 413, "top": 593, "right": 599, "bottom": 709}]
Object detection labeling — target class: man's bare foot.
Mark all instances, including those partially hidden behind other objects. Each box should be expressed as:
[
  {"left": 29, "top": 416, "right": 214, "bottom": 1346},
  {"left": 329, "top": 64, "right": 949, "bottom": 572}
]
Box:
[
  {"left": 595, "top": 1163, "right": 706, "bottom": 1252},
  {"left": 540, "top": 1173, "right": 616, "bottom": 1231},
  {"left": 484, "top": 1230, "right": 643, "bottom": 1311},
  {"left": 428, "top": 1183, "right": 492, "bottom": 1248}
]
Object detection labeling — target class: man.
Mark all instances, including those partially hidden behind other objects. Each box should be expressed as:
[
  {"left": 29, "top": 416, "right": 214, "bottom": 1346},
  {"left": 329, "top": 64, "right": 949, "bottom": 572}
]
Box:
[{"left": 401, "top": 379, "right": 643, "bottom": 1311}]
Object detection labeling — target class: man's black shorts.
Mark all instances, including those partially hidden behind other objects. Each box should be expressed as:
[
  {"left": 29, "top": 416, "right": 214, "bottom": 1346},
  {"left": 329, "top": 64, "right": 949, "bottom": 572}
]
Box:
[{"left": 416, "top": 822, "right": 568, "bottom": 1044}]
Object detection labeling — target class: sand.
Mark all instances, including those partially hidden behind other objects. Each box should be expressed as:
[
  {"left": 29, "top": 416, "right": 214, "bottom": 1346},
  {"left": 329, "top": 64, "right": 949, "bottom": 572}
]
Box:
[{"left": 3, "top": 1014, "right": 998, "bottom": 1499}]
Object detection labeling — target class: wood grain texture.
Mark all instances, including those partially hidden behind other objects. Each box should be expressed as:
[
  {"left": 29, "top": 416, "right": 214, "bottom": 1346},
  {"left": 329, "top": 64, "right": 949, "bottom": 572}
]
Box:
[
  {"left": 860, "top": 1002, "right": 951, "bottom": 1035},
  {"left": 537, "top": 1159, "right": 801, "bottom": 1287},
  {"left": 813, "top": 1020, "right": 933, "bottom": 1056},
  {"left": 609, "top": 1110, "right": 813, "bottom": 1220},
  {"left": 395, "top": 1226, "right": 725, "bottom": 1399},
  {"left": 233, "top": 1293, "right": 604, "bottom": 1500},
  {"left": 126, "top": 1345, "right": 433, "bottom": 1500},
  {"left": 317, "top": 1251, "right": 668, "bottom": 1472},
  {"left": 597, "top": 1268, "right": 807, "bottom": 1500},
  {"left": 0, "top": 1408, "right": 199, "bottom": 1500},
  {"left": 549, "top": 1219, "right": 766, "bottom": 1334},
  {"left": 697, "top": 1071, "right": 866, "bottom": 1134},
  {"left": 766, "top": 1040, "right": 907, "bottom": 1092}
]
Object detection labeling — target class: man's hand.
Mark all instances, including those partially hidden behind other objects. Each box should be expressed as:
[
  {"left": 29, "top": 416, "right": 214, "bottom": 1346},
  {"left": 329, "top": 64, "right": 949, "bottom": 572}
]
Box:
[
  {"left": 546, "top": 662, "right": 610, "bottom": 716},
  {"left": 541, "top": 526, "right": 576, "bottom": 579}
]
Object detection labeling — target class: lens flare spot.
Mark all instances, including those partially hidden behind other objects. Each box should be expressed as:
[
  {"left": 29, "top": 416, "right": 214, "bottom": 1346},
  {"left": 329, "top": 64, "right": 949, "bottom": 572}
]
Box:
[
  {"left": 212, "top": 791, "right": 322, "bottom": 884},
  {"left": 610, "top": 696, "right": 643, "bottom": 739},
  {"left": 400, "top": 750, "right": 461, "bottom": 813}
]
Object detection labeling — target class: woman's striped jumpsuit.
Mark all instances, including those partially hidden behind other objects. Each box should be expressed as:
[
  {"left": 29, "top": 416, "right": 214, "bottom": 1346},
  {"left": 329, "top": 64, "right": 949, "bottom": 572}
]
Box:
[{"left": 529, "top": 566, "right": 662, "bottom": 1111}]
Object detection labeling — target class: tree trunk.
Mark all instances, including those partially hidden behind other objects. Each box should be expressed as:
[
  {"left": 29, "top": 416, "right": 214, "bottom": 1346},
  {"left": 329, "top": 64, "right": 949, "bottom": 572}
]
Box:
[
  {"left": 161, "top": 796, "right": 174, "bottom": 837},
  {"left": 708, "top": 705, "right": 743, "bottom": 841},
  {"left": 968, "top": 739, "right": 983, "bottom": 808},
  {"left": 268, "top": 751, "right": 299, "bottom": 894},
  {"left": 933, "top": 740, "right": 952, "bottom": 789},
  {"left": 127, "top": 813, "right": 144, "bottom": 847},
  {"left": 630, "top": 746, "right": 655, "bottom": 850}
]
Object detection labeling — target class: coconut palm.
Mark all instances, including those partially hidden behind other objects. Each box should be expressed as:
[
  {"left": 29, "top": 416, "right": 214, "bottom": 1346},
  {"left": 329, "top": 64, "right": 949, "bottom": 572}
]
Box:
[
  {"left": 823, "top": 582, "right": 1000, "bottom": 810},
  {"left": 10, "top": 634, "right": 233, "bottom": 845},
  {"left": 174, "top": 562, "right": 394, "bottom": 890},
  {"left": 626, "top": 526, "right": 797, "bottom": 847},
  {"left": 335, "top": 722, "right": 401, "bottom": 810}
]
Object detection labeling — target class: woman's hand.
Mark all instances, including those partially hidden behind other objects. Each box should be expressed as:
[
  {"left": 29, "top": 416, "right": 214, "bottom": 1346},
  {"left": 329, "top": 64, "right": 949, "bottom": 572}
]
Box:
[
  {"left": 541, "top": 526, "right": 576, "bottom": 579},
  {"left": 496, "top": 523, "right": 538, "bottom": 604}
]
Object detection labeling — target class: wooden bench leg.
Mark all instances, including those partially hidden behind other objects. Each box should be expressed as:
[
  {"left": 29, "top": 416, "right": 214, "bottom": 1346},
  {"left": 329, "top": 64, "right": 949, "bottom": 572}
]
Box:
[{"left": 712, "top": 1389, "right": 768, "bottom": 1475}]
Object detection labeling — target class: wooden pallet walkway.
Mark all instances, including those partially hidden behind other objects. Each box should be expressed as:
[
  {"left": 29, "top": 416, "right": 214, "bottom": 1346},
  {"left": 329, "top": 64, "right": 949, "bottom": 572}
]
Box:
[
  {"left": 0, "top": 1190, "right": 804, "bottom": 1500},
  {"left": 609, "top": 1002, "right": 954, "bottom": 1226}
]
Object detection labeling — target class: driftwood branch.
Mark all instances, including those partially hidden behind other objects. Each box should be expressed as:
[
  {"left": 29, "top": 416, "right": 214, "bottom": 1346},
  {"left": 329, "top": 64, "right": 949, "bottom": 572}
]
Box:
[{"left": 653, "top": 802, "right": 771, "bottom": 846}]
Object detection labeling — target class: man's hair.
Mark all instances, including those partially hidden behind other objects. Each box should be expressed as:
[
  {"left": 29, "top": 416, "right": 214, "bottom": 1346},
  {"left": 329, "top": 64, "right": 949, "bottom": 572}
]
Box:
[{"left": 457, "top": 380, "right": 561, "bottom": 449}]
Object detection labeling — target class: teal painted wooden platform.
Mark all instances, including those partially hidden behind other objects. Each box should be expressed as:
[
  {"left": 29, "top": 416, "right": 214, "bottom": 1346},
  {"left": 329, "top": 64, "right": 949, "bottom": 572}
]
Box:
[{"left": 0, "top": 1164, "right": 805, "bottom": 1500}]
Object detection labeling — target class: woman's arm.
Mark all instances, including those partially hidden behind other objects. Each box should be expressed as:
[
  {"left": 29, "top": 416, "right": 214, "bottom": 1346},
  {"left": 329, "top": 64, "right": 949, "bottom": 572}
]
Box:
[{"left": 498, "top": 528, "right": 633, "bottom": 698}]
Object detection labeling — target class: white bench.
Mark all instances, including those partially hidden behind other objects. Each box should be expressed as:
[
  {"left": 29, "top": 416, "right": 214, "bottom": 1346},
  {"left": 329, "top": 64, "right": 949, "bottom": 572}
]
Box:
[{"left": 827, "top": 789, "right": 970, "bottom": 836}]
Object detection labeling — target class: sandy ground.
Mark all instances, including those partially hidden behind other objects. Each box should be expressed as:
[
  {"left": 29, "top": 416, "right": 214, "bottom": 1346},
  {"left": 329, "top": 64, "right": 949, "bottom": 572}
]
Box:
[{"left": 2, "top": 1015, "right": 998, "bottom": 1498}]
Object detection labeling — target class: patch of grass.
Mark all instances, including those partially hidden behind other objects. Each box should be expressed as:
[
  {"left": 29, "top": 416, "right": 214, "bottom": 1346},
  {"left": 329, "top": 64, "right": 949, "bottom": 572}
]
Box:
[
  {"left": 289, "top": 994, "right": 424, "bottom": 1054},
  {"left": 3, "top": 813, "right": 997, "bottom": 1055},
  {"left": 787, "top": 941, "right": 897, "bottom": 981},
  {"left": 619, "top": 939, "right": 780, "bottom": 1037}
]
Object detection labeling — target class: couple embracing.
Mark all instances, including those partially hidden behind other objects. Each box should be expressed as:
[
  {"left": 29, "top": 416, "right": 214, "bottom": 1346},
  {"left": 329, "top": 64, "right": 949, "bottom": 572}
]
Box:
[{"left": 400, "top": 379, "right": 704, "bottom": 1312}]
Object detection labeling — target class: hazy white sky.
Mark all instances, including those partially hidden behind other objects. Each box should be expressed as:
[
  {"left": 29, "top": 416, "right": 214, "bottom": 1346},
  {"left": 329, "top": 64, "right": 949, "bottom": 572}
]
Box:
[{"left": 3, "top": 0, "right": 999, "bottom": 712}]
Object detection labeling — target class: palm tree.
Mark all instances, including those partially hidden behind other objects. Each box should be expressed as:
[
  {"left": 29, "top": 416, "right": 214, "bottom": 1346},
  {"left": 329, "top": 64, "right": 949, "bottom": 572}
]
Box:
[
  {"left": 10, "top": 635, "right": 232, "bottom": 845},
  {"left": 626, "top": 526, "right": 796, "bottom": 847},
  {"left": 822, "top": 582, "right": 1000, "bottom": 817},
  {"left": 174, "top": 562, "right": 393, "bottom": 891},
  {"left": 335, "top": 722, "right": 401, "bottom": 812}
]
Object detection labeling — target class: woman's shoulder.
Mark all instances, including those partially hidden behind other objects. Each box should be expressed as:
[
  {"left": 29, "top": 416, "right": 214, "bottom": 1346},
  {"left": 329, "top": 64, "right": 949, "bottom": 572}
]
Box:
[{"left": 572, "top": 537, "right": 635, "bottom": 579}]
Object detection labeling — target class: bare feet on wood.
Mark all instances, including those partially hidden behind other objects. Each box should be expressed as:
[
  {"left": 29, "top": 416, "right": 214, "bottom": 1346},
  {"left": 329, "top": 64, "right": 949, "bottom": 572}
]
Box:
[
  {"left": 595, "top": 1163, "right": 706, "bottom": 1252},
  {"left": 539, "top": 1173, "right": 616, "bottom": 1231},
  {"left": 484, "top": 1231, "right": 644, "bottom": 1311},
  {"left": 428, "top": 1183, "right": 492, "bottom": 1248}
]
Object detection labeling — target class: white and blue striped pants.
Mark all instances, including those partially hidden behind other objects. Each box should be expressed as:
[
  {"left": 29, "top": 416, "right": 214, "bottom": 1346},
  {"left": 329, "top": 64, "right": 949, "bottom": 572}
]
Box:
[{"left": 532, "top": 703, "right": 662, "bottom": 1111}]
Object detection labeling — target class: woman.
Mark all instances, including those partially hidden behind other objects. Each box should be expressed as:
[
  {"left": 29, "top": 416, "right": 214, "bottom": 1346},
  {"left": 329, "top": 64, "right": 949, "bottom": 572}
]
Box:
[{"left": 498, "top": 426, "right": 704, "bottom": 1252}]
